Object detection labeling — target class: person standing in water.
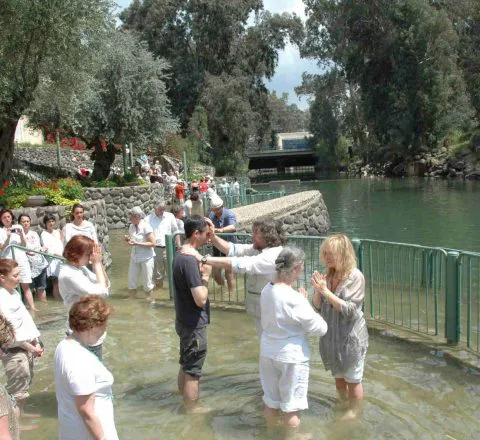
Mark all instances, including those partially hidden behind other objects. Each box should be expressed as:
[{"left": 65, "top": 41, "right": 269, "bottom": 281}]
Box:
[
  {"left": 311, "top": 234, "right": 368, "bottom": 420},
  {"left": 173, "top": 216, "right": 212, "bottom": 413},
  {"left": 260, "top": 246, "right": 328, "bottom": 434}
]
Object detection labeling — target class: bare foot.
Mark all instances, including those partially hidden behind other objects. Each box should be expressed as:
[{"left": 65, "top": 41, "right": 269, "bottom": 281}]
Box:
[
  {"left": 28, "top": 306, "right": 40, "bottom": 312},
  {"left": 20, "top": 424, "right": 39, "bottom": 431},
  {"left": 21, "top": 411, "right": 41, "bottom": 418},
  {"left": 335, "top": 399, "right": 350, "bottom": 411},
  {"left": 187, "top": 406, "right": 213, "bottom": 415},
  {"left": 341, "top": 409, "right": 359, "bottom": 421}
]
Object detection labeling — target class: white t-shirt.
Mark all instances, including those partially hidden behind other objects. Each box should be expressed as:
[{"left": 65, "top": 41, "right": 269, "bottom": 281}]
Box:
[
  {"left": 58, "top": 264, "right": 110, "bottom": 346},
  {"left": 54, "top": 339, "right": 118, "bottom": 440},
  {"left": 228, "top": 243, "right": 282, "bottom": 318},
  {"left": 184, "top": 199, "right": 204, "bottom": 217},
  {"left": 41, "top": 229, "right": 64, "bottom": 277},
  {"left": 0, "top": 287, "right": 40, "bottom": 346},
  {"left": 145, "top": 212, "right": 178, "bottom": 247},
  {"left": 63, "top": 221, "right": 98, "bottom": 245},
  {"left": 40, "top": 229, "right": 63, "bottom": 255},
  {"left": 260, "top": 282, "right": 328, "bottom": 363},
  {"left": 128, "top": 220, "right": 155, "bottom": 263}
]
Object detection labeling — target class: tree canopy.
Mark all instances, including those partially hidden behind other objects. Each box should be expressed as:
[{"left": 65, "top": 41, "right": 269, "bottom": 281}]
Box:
[
  {"left": 301, "top": 0, "right": 478, "bottom": 167},
  {"left": 0, "top": 0, "right": 115, "bottom": 181},
  {"left": 120, "top": 0, "right": 304, "bottom": 172},
  {"left": 29, "top": 31, "right": 178, "bottom": 179}
]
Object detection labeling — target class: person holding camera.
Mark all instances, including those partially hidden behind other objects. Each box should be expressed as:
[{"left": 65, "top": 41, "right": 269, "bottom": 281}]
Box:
[{"left": 0, "top": 209, "right": 38, "bottom": 311}]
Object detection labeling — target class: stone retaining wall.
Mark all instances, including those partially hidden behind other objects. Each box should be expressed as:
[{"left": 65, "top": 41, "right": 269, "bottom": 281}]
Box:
[
  {"left": 232, "top": 190, "right": 330, "bottom": 235},
  {"left": 84, "top": 183, "right": 165, "bottom": 229},
  {"left": 13, "top": 146, "right": 123, "bottom": 177},
  {"left": 10, "top": 200, "right": 112, "bottom": 268}
]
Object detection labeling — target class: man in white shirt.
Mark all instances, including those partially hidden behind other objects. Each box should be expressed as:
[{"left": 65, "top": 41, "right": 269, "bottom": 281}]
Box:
[
  {"left": 146, "top": 201, "right": 180, "bottom": 288},
  {"left": 182, "top": 219, "right": 286, "bottom": 335},
  {"left": 231, "top": 177, "right": 240, "bottom": 204}
]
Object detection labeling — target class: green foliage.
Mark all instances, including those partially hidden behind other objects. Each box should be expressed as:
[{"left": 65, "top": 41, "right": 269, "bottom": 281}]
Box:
[
  {"left": 0, "top": 0, "right": 115, "bottom": 180},
  {"left": 28, "top": 31, "right": 178, "bottom": 180},
  {"left": 55, "top": 178, "right": 85, "bottom": 201},
  {"left": 302, "top": 0, "right": 477, "bottom": 166},
  {"left": 0, "top": 177, "right": 83, "bottom": 209},
  {"left": 121, "top": 1, "right": 304, "bottom": 173},
  {"left": 94, "top": 180, "right": 117, "bottom": 188}
]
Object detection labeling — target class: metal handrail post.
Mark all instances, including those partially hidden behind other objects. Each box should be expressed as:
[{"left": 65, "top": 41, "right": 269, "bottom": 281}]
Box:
[
  {"left": 445, "top": 251, "right": 460, "bottom": 344},
  {"left": 165, "top": 234, "right": 175, "bottom": 300}
]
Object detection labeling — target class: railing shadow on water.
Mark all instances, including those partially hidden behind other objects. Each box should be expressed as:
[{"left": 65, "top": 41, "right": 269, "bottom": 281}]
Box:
[{"left": 165, "top": 233, "right": 480, "bottom": 354}]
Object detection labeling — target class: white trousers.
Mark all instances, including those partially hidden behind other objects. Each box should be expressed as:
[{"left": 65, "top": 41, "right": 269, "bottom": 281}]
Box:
[
  {"left": 153, "top": 247, "right": 167, "bottom": 283},
  {"left": 128, "top": 258, "right": 154, "bottom": 292}
]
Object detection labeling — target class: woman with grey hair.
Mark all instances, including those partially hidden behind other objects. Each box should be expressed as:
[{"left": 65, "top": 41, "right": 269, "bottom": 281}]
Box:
[
  {"left": 125, "top": 207, "right": 156, "bottom": 301},
  {"left": 260, "top": 246, "right": 328, "bottom": 433}
]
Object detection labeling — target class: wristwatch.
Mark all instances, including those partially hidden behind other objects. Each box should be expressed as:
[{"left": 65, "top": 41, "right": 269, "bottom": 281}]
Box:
[{"left": 201, "top": 254, "right": 210, "bottom": 264}]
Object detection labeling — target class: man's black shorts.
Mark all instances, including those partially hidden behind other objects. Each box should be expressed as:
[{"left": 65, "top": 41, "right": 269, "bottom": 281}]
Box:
[{"left": 175, "top": 320, "right": 208, "bottom": 377}]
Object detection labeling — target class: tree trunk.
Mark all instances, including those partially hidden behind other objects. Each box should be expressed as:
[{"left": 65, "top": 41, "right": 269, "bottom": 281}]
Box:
[
  {"left": 90, "top": 137, "right": 117, "bottom": 181},
  {"left": 0, "top": 120, "right": 19, "bottom": 184}
]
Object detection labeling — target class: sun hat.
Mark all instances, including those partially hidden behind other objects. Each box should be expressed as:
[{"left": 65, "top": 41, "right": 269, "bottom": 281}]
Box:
[{"left": 210, "top": 195, "right": 224, "bottom": 209}]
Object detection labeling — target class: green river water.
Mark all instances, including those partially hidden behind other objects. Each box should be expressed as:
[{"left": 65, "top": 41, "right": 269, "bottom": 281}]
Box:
[
  {"left": 10, "top": 177, "right": 480, "bottom": 438},
  {"left": 258, "top": 177, "right": 480, "bottom": 252}
]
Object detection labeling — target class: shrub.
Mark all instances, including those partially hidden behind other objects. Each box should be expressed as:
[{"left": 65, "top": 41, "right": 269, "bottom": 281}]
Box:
[
  {"left": 0, "top": 178, "right": 84, "bottom": 209},
  {"left": 55, "top": 178, "right": 85, "bottom": 200}
]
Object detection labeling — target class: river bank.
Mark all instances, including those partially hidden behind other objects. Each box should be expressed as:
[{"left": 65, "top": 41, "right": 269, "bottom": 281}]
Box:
[{"left": 348, "top": 139, "right": 480, "bottom": 179}]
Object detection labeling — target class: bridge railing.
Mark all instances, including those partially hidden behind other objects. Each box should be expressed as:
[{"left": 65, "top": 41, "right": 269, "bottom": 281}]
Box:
[{"left": 165, "top": 234, "right": 480, "bottom": 353}]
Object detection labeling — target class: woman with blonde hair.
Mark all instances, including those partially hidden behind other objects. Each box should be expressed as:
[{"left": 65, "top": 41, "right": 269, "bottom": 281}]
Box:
[{"left": 311, "top": 234, "right": 368, "bottom": 420}]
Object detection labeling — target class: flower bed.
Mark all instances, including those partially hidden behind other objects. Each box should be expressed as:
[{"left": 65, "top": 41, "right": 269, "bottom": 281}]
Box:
[{"left": 0, "top": 177, "right": 84, "bottom": 209}]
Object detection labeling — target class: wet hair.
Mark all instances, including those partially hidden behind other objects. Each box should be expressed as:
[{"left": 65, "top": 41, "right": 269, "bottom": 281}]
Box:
[
  {"left": 18, "top": 213, "right": 31, "bottom": 223},
  {"left": 70, "top": 203, "right": 85, "bottom": 221},
  {"left": 275, "top": 246, "right": 305, "bottom": 277},
  {"left": 69, "top": 295, "right": 111, "bottom": 332},
  {"left": 43, "top": 213, "right": 57, "bottom": 227},
  {"left": 190, "top": 192, "right": 200, "bottom": 201},
  {"left": 0, "top": 209, "right": 14, "bottom": 227},
  {"left": 0, "top": 314, "right": 15, "bottom": 347},
  {"left": 63, "top": 235, "right": 95, "bottom": 264},
  {"left": 184, "top": 215, "right": 208, "bottom": 239},
  {"left": 252, "top": 219, "right": 286, "bottom": 247},
  {"left": 319, "top": 234, "right": 357, "bottom": 279},
  {"left": 0, "top": 258, "right": 18, "bottom": 277}
]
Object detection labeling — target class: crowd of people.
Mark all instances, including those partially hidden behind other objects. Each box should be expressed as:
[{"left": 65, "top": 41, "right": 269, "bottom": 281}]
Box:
[{"left": 0, "top": 180, "right": 368, "bottom": 438}]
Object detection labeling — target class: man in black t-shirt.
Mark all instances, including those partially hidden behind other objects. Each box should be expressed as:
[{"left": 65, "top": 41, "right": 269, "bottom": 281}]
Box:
[{"left": 173, "top": 215, "right": 212, "bottom": 413}]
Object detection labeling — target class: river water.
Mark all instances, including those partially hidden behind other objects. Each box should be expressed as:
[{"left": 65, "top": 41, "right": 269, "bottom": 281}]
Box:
[
  {"left": 257, "top": 177, "right": 480, "bottom": 252},
  {"left": 14, "top": 226, "right": 480, "bottom": 439}
]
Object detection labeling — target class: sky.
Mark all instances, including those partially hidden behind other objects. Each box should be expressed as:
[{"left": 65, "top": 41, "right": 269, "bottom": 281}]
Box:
[{"left": 115, "top": 0, "right": 319, "bottom": 110}]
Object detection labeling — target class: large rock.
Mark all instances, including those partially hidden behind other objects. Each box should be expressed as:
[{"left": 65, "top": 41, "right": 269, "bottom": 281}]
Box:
[{"left": 233, "top": 191, "right": 330, "bottom": 236}]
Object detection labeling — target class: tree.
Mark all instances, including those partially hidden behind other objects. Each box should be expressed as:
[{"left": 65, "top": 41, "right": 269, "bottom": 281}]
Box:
[
  {"left": 0, "top": 0, "right": 115, "bottom": 181},
  {"left": 267, "top": 91, "right": 309, "bottom": 135},
  {"left": 120, "top": 1, "right": 303, "bottom": 172},
  {"left": 29, "top": 31, "right": 178, "bottom": 180},
  {"left": 302, "top": 0, "right": 475, "bottom": 163}
]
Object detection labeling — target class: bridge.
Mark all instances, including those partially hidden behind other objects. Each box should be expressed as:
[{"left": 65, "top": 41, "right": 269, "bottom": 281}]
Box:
[{"left": 246, "top": 132, "right": 316, "bottom": 175}]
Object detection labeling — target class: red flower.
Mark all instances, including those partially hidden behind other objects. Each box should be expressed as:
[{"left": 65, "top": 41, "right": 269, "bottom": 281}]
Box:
[
  {"left": 3, "top": 181, "right": 10, "bottom": 188},
  {"left": 0, "top": 189, "right": 4, "bottom": 197}
]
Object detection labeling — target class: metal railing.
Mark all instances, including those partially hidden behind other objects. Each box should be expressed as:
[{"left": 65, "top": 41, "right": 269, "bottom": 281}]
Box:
[
  {"left": 203, "top": 190, "right": 285, "bottom": 213},
  {"left": 2, "top": 243, "right": 65, "bottom": 264},
  {"left": 165, "top": 233, "right": 480, "bottom": 353}
]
